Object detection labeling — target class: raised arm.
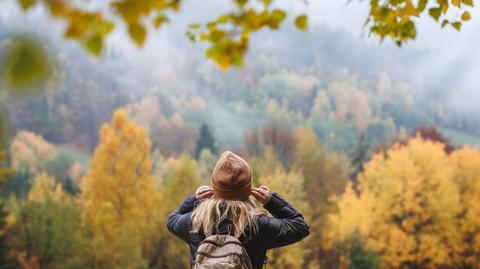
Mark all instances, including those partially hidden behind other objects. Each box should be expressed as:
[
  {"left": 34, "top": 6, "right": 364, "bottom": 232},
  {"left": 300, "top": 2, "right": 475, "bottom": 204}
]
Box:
[
  {"left": 253, "top": 188, "right": 310, "bottom": 249},
  {"left": 166, "top": 193, "right": 197, "bottom": 242},
  {"left": 166, "top": 186, "right": 213, "bottom": 242}
]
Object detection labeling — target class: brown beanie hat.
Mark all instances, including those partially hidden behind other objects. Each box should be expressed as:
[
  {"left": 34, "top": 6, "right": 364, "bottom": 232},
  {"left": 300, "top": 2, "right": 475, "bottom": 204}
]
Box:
[{"left": 211, "top": 151, "right": 252, "bottom": 201}]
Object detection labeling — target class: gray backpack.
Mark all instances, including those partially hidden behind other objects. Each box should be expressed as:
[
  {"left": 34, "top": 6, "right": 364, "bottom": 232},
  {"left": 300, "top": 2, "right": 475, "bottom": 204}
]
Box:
[{"left": 194, "top": 234, "right": 253, "bottom": 269}]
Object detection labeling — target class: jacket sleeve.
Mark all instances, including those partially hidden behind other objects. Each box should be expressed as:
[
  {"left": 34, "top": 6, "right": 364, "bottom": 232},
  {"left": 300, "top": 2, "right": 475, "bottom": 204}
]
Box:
[
  {"left": 166, "top": 193, "right": 197, "bottom": 243},
  {"left": 258, "top": 192, "right": 310, "bottom": 249}
]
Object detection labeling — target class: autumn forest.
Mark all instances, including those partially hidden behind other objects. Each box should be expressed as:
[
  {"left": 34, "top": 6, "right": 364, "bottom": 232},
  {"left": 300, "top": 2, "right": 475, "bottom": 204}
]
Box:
[{"left": 1, "top": 0, "right": 480, "bottom": 269}]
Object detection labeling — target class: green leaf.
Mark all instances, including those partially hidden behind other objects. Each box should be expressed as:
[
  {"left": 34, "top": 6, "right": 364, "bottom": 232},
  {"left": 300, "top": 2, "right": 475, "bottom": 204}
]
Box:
[
  {"left": 18, "top": 0, "right": 36, "bottom": 10},
  {"left": 188, "top": 24, "right": 201, "bottom": 30},
  {"left": 128, "top": 22, "right": 147, "bottom": 47},
  {"left": 2, "top": 39, "right": 51, "bottom": 92},
  {"left": 451, "top": 21, "right": 462, "bottom": 31},
  {"left": 268, "top": 9, "right": 287, "bottom": 29},
  {"left": 428, "top": 7, "right": 442, "bottom": 21},
  {"left": 418, "top": 0, "right": 428, "bottom": 12},
  {"left": 441, "top": 2, "right": 449, "bottom": 14},
  {"left": 153, "top": 15, "right": 169, "bottom": 29},
  {"left": 462, "top": 0, "right": 473, "bottom": 6},
  {"left": 461, "top": 11, "right": 471, "bottom": 21},
  {"left": 235, "top": 0, "right": 248, "bottom": 7},
  {"left": 185, "top": 32, "right": 196, "bottom": 42},
  {"left": 441, "top": 19, "right": 449, "bottom": 27},
  {"left": 294, "top": 15, "right": 308, "bottom": 31},
  {"left": 85, "top": 34, "right": 103, "bottom": 55}
]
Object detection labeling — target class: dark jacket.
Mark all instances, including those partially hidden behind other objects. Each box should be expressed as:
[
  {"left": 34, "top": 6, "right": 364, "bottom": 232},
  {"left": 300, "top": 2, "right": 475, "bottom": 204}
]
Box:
[{"left": 166, "top": 192, "right": 310, "bottom": 269}]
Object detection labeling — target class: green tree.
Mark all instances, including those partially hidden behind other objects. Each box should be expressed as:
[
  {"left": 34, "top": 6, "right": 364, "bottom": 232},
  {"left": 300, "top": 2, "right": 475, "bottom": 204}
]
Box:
[
  {"left": 0, "top": 150, "right": 14, "bottom": 269},
  {"left": 195, "top": 123, "right": 216, "bottom": 159},
  {"left": 338, "top": 231, "right": 380, "bottom": 269},
  {"left": 349, "top": 133, "right": 369, "bottom": 180},
  {"left": 11, "top": 173, "right": 87, "bottom": 269}
]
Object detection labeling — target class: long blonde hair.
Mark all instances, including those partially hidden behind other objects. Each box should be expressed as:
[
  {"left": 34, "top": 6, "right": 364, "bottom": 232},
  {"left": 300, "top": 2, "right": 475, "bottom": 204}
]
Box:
[{"left": 191, "top": 197, "right": 267, "bottom": 238}]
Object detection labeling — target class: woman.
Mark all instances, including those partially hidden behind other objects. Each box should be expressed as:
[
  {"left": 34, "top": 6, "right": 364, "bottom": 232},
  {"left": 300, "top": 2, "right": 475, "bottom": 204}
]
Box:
[{"left": 167, "top": 151, "right": 310, "bottom": 269}]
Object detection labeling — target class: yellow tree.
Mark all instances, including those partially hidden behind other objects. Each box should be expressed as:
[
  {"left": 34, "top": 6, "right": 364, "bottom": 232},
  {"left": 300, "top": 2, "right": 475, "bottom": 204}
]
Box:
[
  {"left": 292, "top": 126, "right": 348, "bottom": 268},
  {"left": 329, "top": 138, "right": 463, "bottom": 268},
  {"left": 153, "top": 154, "right": 199, "bottom": 268},
  {"left": 450, "top": 146, "right": 480, "bottom": 267},
  {"left": 258, "top": 147, "right": 310, "bottom": 268},
  {"left": 81, "top": 109, "right": 161, "bottom": 269}
]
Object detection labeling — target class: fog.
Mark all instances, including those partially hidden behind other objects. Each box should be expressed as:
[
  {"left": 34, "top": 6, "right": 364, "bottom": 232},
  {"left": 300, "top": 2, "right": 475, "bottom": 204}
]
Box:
[{"left": 1, "top": 0, "right": 479, "bottom": 149}]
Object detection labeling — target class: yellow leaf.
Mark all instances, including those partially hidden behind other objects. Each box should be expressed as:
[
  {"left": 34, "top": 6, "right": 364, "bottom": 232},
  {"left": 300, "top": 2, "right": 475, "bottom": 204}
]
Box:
[
  {"left": 84, "top": 34, "right": 103, "bottom": 55},
  {"left": 294, "top": 15, "right": 308, "bottom": 31},
  {"left": 461, "top": 11, "right": 471, "bottom": 21},
  {"left": 404, "top": 1, "right": 419, "bottom": 16},
  {"left": 128, "top": 22, "right": 147, "bottom": 47}
]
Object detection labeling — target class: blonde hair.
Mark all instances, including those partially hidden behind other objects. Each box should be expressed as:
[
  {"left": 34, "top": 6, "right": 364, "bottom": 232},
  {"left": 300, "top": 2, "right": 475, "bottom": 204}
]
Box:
[{"left": 191, "top": 197, "right": 267, "bottom": 238}]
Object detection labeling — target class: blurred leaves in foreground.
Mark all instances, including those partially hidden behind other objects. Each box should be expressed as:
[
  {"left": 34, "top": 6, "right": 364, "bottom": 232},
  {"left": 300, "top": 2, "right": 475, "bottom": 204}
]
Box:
[
  {"left": 10, "top": 0, "right": 476, "bottom": 69},
  {"left": 367, "top": 0, "right": 475, "bottom": 46},
  {"left": 0, "top": 38, "right": 51, "bottom": 93}
]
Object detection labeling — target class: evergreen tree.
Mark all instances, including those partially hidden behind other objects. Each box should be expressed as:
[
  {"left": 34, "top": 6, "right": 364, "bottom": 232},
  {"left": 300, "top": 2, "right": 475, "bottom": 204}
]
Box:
[
  {"left": 195, "top": 123, "right": 216, "bottom": 159},
  {"left": 349, "top": 133, "right": 370, "bottom": 180},
  {"left": 338, "top": 231, "right": 380, "bottom": 269}
]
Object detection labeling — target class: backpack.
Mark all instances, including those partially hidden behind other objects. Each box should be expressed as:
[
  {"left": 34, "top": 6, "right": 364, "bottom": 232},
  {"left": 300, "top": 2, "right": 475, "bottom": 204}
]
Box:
[{"left": 194, "top": 234, "right": 253, "bottom": 269}]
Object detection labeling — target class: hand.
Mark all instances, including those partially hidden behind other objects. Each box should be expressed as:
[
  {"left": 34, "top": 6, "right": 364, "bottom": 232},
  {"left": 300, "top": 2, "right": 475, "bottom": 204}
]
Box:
[
  {"left": 195, "top": 185, "right": 213, "bottom": 200},
  {"left": 251, "top": 186, "right": 272, "bottom": 205}
]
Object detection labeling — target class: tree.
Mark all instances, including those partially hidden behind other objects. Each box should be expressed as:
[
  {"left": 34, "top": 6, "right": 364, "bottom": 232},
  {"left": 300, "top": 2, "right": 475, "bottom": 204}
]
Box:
[
  {"left": 10, "top": 131, "right": 56, "bottom": 175},
  {"left": 0, "top": 150, "right": 14, "bottom": 269},
  {"left": 349, "top": 133, "right": 369, "bottom": 180},
  {"left": 292, "top": 127, "right": 348, "bottom": 268},
  {"left": 375, "top": 125, "right": 454, "bottom": 155},
  {"left": 329, "top": 137, "right": 464, "bottom": 268},
  {"left": 257, "top": 148, "right": 310, "bottom": 268},
  {"left": 10, "top": 0, "right": 474, "bottom": 70},
  {"left": 337, "top": 231, "right": 380, "bottom": 269},
  {"left": 195, "top": 123, "right": 216, "bottom": 159},
  {"left": 81, "top": 109, "right": 161, "bottom": 269},
  {"left": 155, "top": 154, "right": 199, "bottom": 269},
  {"left": 413, "top": 125, "right": 455, "bottom": 153},
  {"left": 197, "top": 149, "right": 216, "bottom": 184},
  {"left": 11, "top": 173, "right": 87, "bottom": 269},
  {"left": 244, "top": 122, "right": 295, "bottom": 169},
  {"left": 450, "top": 146, "right": 480, "bottom": 267}
]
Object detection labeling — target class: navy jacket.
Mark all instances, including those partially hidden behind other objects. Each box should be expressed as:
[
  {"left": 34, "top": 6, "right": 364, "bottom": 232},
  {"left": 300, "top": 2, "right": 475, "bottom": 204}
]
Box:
[{"left": 166, "top": 192, "right": 310, "bottom": 269}]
